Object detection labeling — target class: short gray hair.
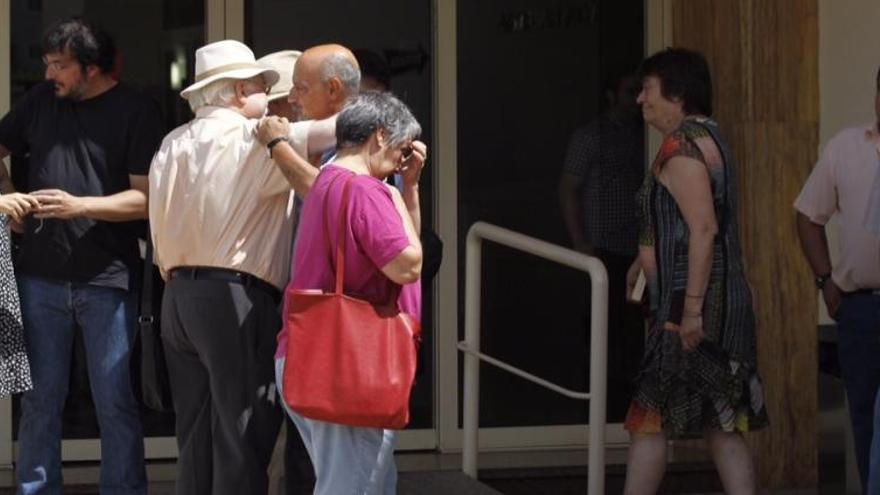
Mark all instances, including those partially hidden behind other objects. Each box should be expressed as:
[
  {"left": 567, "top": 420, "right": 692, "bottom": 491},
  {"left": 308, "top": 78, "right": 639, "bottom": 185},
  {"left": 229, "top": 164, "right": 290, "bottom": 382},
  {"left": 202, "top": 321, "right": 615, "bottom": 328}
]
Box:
[
  {"left": 184, "top": 75, "right": 264, "bottom": 112},
  {"left": 320, "top": 53, "right": 360, "bottom": 98},
  {"left": 336, "top": 91, "right": 421, "bottom": 150}
]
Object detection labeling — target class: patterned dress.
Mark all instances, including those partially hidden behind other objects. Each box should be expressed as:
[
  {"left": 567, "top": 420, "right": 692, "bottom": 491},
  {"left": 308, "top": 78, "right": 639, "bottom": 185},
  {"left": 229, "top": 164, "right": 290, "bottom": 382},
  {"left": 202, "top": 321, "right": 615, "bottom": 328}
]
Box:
[
  {"left": 624, "top": 116, "right": 768, "bottom": 437},
  {"left": 0, "top": 214, "right": 31, "bottom": 397}
]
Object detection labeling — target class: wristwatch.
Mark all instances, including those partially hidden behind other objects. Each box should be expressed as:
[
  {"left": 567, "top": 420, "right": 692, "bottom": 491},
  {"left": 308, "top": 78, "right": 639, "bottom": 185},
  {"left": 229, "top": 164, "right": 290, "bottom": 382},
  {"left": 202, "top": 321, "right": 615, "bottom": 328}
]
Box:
[
  {"left": 266, "top": 136, "right": 291, "bottom": 158},
  {"left": 815, "top": 273, "right": 831, "bottom": 290}
]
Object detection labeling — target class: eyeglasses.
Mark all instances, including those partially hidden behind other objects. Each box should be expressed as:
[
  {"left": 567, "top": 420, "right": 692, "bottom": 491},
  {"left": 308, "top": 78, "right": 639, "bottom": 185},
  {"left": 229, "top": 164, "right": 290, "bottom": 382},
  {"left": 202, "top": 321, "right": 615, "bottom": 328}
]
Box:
[
  {"left": 246, "top": 81, "right": 271, "bottom": 95},
  {"left": 42, "top": 56, "right": 73, "bottom": 73}
]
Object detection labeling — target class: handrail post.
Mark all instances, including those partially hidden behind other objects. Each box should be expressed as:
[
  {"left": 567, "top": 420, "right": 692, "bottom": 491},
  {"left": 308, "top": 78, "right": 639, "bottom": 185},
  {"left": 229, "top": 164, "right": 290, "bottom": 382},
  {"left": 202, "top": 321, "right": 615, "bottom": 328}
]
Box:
[
  {"left": 462, "top": 229, "right": 482, "bottom": 478},
  {"left": 587, "top": 259, "right": 608, "bottom": 495},
  {"left": 460, "top": 222, "right": 608, "bottom": 494}
]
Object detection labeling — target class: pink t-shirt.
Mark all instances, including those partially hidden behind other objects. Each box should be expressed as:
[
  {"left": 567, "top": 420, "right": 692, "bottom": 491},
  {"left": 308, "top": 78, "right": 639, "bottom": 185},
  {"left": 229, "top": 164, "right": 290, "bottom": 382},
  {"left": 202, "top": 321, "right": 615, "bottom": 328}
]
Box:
[
  {"left": 794, "top": 124, "right": 880, "bottom": 291},
  {"left": 275, "top": 165, "right": 422, "bottom": 358}
]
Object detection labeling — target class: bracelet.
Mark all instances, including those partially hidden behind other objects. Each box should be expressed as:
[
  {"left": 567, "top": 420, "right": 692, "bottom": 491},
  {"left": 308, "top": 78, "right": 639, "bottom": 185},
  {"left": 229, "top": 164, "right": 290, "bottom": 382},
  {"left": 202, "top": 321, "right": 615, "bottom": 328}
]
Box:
[
  {"left": 266, "top": 136, "right": 291, "bottom": 158},
  {"left": 682, "top": 311, "right": 702, "bottom": 318},
  {"left": 685, "top": 293, "right": 704, "bottom": 299}
]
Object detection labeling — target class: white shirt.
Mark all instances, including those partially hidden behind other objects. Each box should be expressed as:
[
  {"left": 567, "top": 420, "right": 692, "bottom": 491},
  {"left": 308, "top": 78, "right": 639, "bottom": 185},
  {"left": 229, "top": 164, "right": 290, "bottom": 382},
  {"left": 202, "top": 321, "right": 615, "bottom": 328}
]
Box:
[{"left": 149, "top": 106, "right": 310, "bottom": 290}]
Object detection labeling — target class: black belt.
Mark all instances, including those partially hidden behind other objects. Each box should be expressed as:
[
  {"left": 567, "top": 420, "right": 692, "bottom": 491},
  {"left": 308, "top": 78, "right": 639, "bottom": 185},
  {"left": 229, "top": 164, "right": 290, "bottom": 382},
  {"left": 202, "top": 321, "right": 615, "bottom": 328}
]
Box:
[
  {"left": 169, "top": 266, "right": 281, "bottom": 304},
  {"left": 844, "top": 288, "right": 880, "bottom": 297}
]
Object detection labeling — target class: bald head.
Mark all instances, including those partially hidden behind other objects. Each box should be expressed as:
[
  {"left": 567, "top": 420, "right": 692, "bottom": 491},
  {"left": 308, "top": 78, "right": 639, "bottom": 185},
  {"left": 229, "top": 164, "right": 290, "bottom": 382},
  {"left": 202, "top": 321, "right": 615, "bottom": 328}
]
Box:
[{"left": 289, "top": 44, "right": 361, "bottom": 119}]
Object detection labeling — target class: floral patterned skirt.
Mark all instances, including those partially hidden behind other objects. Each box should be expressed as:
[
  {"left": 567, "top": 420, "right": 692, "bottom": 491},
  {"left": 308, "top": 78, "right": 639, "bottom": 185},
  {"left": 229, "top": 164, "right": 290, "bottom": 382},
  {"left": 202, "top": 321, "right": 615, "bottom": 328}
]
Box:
[{"left": 623, "top": 322, "right": 768, "bottom": 438}]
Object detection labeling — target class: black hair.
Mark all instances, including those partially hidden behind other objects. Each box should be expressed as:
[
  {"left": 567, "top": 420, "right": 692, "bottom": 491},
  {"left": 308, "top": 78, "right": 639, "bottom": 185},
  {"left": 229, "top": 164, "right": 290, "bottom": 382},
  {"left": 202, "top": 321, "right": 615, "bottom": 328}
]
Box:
[
  {"left": 42, "top": 17, "right": 116, "bottom": 74},
  {"left": 638, "top": 47, "right": 713, "bottom": 117}
]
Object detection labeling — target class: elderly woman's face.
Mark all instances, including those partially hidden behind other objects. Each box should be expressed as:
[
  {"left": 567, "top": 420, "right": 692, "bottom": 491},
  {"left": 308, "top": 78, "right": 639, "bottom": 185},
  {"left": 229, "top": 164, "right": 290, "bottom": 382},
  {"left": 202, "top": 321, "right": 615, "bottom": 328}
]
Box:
[
  {"left": 372, "top": 137, "right": 414, "bottom": 179},
  {"left": 637, "top": 75, "right": 683, "bottom": 132}
]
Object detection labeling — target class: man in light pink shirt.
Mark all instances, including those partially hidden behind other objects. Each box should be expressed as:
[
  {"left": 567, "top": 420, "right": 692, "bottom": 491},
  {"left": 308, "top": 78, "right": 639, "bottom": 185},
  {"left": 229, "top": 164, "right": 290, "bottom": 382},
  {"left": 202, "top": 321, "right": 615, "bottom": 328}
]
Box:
[{"left": 795, "top": 65, "right": 880, "bottom": 492}]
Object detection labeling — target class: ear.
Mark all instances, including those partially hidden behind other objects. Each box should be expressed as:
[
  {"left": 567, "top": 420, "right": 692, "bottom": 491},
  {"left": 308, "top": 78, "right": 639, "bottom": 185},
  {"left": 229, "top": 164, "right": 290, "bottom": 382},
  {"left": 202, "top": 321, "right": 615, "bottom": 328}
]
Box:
[
  {"left": 233, "top": 80, "right": 249, "bottom": 104},
  {"left": 84, "top": 64, "right": 101, "bottom": 80},
  {"left": 374, "top": 127, "right": 388, "bottom": 148},
  {"left": 327, "top": 77, "right": 344, "bottom": 100}
]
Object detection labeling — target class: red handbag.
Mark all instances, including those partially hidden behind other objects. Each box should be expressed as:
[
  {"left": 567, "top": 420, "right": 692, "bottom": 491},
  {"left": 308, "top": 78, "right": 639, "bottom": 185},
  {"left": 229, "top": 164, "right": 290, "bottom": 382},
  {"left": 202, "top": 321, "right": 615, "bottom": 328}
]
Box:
[{"left": 282, "top": 174, "right": 421, "bottom": 429}]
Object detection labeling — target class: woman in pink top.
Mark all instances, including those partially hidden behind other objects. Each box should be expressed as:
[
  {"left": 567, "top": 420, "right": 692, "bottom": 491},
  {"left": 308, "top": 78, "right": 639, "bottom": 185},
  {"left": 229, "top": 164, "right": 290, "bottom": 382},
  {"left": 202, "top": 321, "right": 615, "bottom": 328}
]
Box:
[{"left": 275, "top": 91, "right": 425, "bottom": 495}]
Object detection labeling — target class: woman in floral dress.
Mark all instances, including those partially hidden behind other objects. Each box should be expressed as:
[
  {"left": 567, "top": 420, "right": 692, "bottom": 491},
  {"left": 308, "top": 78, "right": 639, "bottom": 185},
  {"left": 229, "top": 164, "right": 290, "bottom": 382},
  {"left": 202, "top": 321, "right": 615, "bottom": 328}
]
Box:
[{"left": 623, "top": 48, "right": 768, "bottom": 495}]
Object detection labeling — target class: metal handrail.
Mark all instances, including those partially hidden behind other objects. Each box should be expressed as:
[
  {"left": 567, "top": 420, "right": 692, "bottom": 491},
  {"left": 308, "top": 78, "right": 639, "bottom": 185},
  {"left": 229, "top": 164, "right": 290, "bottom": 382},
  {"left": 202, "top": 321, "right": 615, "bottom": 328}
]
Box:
[{"left": 460, "top": 221, "right": 608, "bottom": 495}]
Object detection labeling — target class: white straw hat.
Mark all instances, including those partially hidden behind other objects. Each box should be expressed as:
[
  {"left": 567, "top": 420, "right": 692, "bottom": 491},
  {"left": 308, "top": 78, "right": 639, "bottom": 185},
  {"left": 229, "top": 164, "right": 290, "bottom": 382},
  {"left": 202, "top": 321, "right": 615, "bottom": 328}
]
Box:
[
  {"left": 257, "top": 50, "right": 302, "bottom": 102},
  {"left": 180, "top": 40, "right": 280, "bottom": 99}
]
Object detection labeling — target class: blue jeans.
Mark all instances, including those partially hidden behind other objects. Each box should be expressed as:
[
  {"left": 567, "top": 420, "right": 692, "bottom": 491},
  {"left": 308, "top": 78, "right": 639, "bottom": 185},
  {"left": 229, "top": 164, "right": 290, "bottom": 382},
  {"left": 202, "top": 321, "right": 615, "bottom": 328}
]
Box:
[
  {"left": 15, "top": 276, "right": 146, "bottom": 495},
  {"left": 275, "top": 358, "right": 397, "bottom": 495},
  {"left": 837, "top": 292, "right": 880, "bottom": 494}
]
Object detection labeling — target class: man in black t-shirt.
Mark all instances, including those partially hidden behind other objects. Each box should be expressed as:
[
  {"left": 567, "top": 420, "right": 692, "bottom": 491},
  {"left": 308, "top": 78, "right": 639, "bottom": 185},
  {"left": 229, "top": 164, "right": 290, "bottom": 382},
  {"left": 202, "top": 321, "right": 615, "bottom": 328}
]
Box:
[{"left": 0, "top": 18, "right": 161, "bottom": 494}]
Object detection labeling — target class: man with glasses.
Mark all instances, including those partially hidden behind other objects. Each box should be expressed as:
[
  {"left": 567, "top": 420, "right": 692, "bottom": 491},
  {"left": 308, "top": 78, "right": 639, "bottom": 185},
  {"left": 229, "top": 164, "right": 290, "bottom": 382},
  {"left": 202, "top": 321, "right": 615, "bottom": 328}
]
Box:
[
  {"left": 0, "top": 18, "right": 162, "bottom": 494},
  {"left": 149, "top": 39, "right": 336, "bottom": 495}
]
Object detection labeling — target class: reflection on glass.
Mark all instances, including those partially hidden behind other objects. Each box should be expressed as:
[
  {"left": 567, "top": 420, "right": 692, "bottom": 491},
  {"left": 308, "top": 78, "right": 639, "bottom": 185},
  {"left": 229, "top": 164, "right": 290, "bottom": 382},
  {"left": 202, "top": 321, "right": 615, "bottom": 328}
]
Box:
[
  {"left": 9, "top": 0, "right": 204, "bottom": 440},
  {"left": 457, "top": 0, "right": 645, "bottom": 426}
]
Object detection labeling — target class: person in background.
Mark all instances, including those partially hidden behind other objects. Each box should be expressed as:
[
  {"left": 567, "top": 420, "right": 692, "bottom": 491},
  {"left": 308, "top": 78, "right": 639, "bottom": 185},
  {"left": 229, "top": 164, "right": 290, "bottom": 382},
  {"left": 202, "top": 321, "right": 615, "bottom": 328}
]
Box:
[
  {"left": 867, "top": 132, "right": 880, "bottom": 495},
  {"left": 353, "top": 48, "right": 391, "bottom": 92},
  {"left": 259, "top": 50, "right": 304, "bottom": 122},
  {"left": 258, "top": 47, "right": 317, "bottom": 495},
  {"left": 558, "top": 74, "right": 645, "bottom": 418},
  {"left": 0, "top": 17, "right": 163, "bottom": 494},
  {"left": 623, "top": 48, "right": 767, "bottom": 495},
  {"left": 796, "top": 65, "right": 880, "bottom": 495}
]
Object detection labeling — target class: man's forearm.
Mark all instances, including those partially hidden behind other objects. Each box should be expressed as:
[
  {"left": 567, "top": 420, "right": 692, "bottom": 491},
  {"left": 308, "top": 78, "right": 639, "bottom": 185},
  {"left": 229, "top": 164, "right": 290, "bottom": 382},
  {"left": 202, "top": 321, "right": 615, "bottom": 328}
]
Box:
[
  {"left": 796, "top": 212, "right": 832, "bottom": 276},
  {"left": 272, "top": 142, "right": 319, "bottom": 197},
  {"left": 82, "top": 189, "right": 148, "bottom": 221}
]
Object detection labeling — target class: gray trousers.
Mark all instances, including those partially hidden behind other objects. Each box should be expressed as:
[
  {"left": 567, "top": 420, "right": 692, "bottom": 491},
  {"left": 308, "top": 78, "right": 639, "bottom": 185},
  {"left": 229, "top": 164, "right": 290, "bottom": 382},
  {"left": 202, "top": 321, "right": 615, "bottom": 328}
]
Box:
[{"left": 161, "top": 277, "right": 283, "bottom": 495}]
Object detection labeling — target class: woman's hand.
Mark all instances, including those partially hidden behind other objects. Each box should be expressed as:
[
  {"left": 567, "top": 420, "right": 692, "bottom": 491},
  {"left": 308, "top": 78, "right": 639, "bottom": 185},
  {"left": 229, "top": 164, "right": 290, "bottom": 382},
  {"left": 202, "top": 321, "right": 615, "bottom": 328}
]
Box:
[
  {"left": 398, "top": 140, "right": 427, "bottom": 188},
  {"left": 679, "top": 314, "right": 705, "bottom": 351},
  {"left": 0, "top": 192, "right": 39, "bottom": 223}
]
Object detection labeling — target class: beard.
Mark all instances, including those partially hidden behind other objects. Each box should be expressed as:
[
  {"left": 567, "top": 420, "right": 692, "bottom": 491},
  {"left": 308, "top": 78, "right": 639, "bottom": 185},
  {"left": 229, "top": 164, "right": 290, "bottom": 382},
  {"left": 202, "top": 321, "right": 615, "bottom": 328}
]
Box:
[{"left": 55, "top": 76, "right": 89, "bottom": 101}]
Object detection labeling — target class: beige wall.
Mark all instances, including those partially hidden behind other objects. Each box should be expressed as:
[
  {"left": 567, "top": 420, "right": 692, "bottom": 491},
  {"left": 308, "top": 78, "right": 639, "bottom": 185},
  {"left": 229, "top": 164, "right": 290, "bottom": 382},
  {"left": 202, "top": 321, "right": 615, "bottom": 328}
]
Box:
[
  {"left": 819, "top": 0, "right": 880, "bottom": 143},
  {"left": 816, "top": 0, "right": 880, "bottom": 324}
]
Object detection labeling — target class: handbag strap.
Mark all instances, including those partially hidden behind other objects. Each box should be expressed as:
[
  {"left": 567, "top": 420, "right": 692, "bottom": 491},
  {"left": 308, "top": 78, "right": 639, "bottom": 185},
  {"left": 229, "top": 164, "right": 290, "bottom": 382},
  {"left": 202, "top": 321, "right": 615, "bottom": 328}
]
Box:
[
  {"left": 332, "top": 176, "right": 356, "bottom": 294},
  {"left": 321, "top": 171, "right": 403, "bottom": 304},
  {"left": 321, "top": 173, "right": 346, "bottom": 272}
]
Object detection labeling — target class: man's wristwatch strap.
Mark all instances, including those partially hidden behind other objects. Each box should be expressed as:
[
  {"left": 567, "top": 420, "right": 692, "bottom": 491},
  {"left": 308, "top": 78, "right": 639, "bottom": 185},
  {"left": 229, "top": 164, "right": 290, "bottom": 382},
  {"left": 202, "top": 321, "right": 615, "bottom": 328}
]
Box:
[{"left": 266, "top": 136, "right": 291, "bottom": 158}]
